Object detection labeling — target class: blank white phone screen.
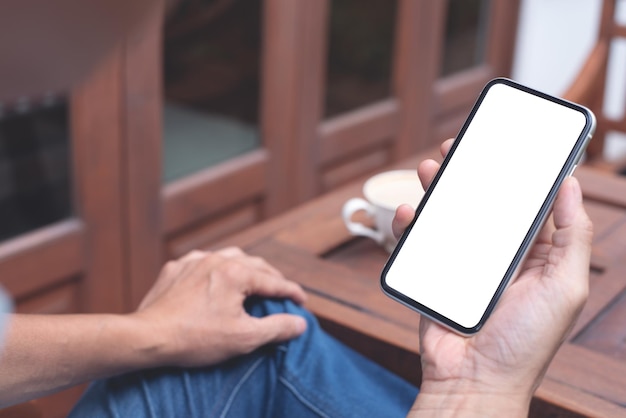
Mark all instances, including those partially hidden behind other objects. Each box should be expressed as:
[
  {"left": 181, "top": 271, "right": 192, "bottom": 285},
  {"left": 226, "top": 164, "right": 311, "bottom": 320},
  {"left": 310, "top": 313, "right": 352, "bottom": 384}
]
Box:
[{"left": 384, "top": 83, "right": 587, "bottom": 329}]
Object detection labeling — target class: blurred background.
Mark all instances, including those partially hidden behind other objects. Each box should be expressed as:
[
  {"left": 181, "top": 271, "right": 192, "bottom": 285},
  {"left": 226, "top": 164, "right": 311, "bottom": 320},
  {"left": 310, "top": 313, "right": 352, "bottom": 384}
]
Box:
[
  {"left": 1, "top": 0, "right": 625, "bottom": 416},
  {"left": 513, "top": 0, "right": 626, "bottom": 162}
]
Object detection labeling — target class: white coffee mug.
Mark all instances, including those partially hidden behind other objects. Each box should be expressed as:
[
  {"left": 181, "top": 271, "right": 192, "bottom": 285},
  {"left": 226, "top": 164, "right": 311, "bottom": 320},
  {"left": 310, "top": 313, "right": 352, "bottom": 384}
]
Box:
[{"left": 342, "top": 170, "right": 424, "bottom": 252}]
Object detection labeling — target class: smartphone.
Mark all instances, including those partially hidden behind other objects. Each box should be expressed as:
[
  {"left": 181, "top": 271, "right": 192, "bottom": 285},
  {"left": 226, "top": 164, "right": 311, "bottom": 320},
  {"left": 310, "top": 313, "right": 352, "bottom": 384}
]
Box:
[{"left": 380, "top": 78, "right": 596, "bottom": 335}]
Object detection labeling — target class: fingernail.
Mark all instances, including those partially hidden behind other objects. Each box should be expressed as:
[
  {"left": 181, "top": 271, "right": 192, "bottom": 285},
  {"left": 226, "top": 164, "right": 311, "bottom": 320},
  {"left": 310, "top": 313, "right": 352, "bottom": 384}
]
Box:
[
  {"left": 295, "top": 316, "right": 307, "bottom": 333},
  {"left": 570, "top": 177, "right": 583, "bottom": 203}
]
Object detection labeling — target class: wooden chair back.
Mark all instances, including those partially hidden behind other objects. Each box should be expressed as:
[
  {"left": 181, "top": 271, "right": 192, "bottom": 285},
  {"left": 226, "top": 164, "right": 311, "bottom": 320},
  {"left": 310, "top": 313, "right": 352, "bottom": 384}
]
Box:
[{"left": 563, "top": 0, "right": 626, "bottom": 171}]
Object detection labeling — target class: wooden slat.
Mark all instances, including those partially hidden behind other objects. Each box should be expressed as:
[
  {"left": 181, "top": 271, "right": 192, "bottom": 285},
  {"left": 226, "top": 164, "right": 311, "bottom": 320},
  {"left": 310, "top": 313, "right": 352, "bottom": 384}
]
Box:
[
  {"left": 614, "top": 24, "right": 626, "bottom": 39},
  {"left": 592, "top": 219, "right": 626, "bottom": 265},
  {"left": 433, "top": 65, "right": 493, "bottom": 115},
  {"left": 571, "top": 260, "right": 626, "bottom": 336},
  {"left": 0, "top": 220, "right": 83, "bottom": 298},
  {"left": 547, "top": 343, "right": 626, "bottom": 406},
  {"left": 535, "top": 377, "right": 625, "bottom": 418},
  {"left": 163, "top": 150, "right": 268, "bottom": 234},
  {"left": 16, "top": 280, "right": 79, "bottom": 314},
  {"left": 260, "top": 0, "right": 300, "bottom": 214},
  {"left": 432, "top": 111, "right": 466, "bottom": 145},
  {"left": 432, "top": 0, "right": 520, "bottom": 118},
  {"left": 562, "top": 41, "right": 609, "bottom": 107},
  {"left": 319, "top": 99, "right": 398, "bottom": 165},
  {"left": 600, "top": 0, "right": 618, "bottom": 39},
  {"left": 321, "top": 147, "right": 391, "bottom": 191},
  {"left": 167, "top": 204, "right": 260, "bottom": 259},
  {"left": 123, "top": 0, "right": 165, "bottom": 308},
  {"left": 71, "top": 45, "right": 126, "bottom": 313},
  {"left": 577, "top": 165, "right": 626, "bottom": 207},
  {"left": 575, "top": 285, "right": 626, "bottom": 361},
  {"left": 290, "top": 0, "right": 328, "bottom": 203},
  {"left": 392, "top": 0, "right": 441, "bottom": 156},
  {"left": 487, "top": 0, "right": 522, "bottom": 76},
  {"left": 584, "top": 199, "right": 626, "bottom": 244},
  {"left": 261, "top": 0, "right": 328, "bottom": 211}
]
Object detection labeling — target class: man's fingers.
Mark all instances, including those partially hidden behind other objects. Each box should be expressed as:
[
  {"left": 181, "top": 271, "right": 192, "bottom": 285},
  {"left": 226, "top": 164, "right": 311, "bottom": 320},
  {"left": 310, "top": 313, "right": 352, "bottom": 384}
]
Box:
[
  {"left": 244, "top": 314, "right": 307, "bottom": 350},
  {"left": 441, "top": 138, "right": 454, "bottom": 157},
  {"left": 392, "top": 204, "right": 415, "bottom": 240},
  {"left": 552, "top": 177, "right": 586, "bottom": 230},
  {"left": 394, "top": 139, "right": 452, "bottom": 241},
  {"left": 551, "top": 177, "right": 593, "bottom": 256},
  {"left": 179, "top": 250, "right": 209, "bottom": 262},
  {"left": 547, "top": 177, "right": 592, "bottom": 301},
  {"left": 217, "top": 247, "right": 283, "bottom": 277},
  {"left": 216, "top": 247, "right": 246, "bottom": 258},
  {"left": 417, "top": 159, "right": 440, "bottom": 191},
  {"left": 240, "top": 266, "right": 308, "bottom": 305}
]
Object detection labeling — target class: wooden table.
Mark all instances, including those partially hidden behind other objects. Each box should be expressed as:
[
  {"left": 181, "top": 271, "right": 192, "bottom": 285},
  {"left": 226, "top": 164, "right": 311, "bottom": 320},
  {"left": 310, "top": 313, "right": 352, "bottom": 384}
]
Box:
[{"left": 216, "top": 147, "right": 626, "bottom": 417}]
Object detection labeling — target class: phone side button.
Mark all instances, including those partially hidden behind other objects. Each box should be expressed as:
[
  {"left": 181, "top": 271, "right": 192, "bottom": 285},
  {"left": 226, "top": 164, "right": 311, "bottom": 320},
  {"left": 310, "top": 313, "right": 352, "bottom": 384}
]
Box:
[{"left": 568, "top": 164, "right": 579, "bottom": 176}]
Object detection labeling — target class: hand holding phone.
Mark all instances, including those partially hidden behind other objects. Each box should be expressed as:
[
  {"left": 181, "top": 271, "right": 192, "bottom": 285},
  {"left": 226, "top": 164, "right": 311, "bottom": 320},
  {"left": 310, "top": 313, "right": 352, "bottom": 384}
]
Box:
[
  {"left": 381, "top": 78, "right": 595, "bottom": 335},
  {"left": 395, "top": 136, "right": 594, "bottom": 417}
]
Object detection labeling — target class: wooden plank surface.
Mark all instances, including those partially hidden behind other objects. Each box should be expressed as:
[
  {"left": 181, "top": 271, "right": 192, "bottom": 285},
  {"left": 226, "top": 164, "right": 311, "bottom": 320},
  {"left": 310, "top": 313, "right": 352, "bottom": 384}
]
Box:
[
  {"left": 163, "top": 150, "right": 268, "bottom": 234},
  {"left": 546, "top": 344, "right": 626, "bottom": 407},
  {"left": 575, "top": 284, "right": 626, "bottom": 362},
  {"left": 534, "top": 377, "right": 625, "bottom": 418},
  {"left": 576, "top": 165, "right": 626, "bottom": 207},
  {"left": 572, "top": 261, "right": 626, "bottom": 337},
  {"left": 0, "top": 220, "right": 84, "bottom": 299}
]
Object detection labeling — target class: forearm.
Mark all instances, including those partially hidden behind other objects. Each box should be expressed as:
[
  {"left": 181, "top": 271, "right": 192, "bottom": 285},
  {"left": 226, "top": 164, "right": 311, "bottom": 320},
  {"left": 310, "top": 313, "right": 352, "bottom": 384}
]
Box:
[{"left": 0, "top": 313, "right": 165, "bottom": 407}]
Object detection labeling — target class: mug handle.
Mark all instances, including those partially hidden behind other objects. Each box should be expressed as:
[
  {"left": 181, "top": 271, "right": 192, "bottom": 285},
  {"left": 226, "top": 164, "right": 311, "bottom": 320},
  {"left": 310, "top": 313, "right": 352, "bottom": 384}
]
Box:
[{"left": 342, "top": 198, "right": 385, "bottom": 244}]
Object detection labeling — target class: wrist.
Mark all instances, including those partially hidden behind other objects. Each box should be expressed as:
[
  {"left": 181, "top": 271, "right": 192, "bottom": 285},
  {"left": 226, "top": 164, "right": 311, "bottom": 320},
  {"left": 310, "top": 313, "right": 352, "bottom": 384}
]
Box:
[
  {"left": 408, "top": 379, "right": 531, "bottom": 418},
  {"left": 116, "top": 313, "right": 172, "bottom": 370}
]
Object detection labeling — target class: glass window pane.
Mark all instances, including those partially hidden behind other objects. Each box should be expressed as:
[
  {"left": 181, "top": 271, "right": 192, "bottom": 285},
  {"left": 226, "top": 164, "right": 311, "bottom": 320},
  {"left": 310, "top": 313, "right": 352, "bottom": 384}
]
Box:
[
  {"left": 163, "top": 0, "right": 262, "bottom": 183},
  {"left": 325, "top": 0, "right": 397, "bottom": 118},
  {"left": 0, "top": 96, "right": 72, "bottom": 242},
  {"left": 441, "top": 0, "right": 490, "bottom": 76}
]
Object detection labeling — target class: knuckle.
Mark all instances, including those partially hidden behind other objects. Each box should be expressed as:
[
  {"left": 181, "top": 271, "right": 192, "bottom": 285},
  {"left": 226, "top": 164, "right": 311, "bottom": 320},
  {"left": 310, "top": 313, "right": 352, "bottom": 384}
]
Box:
[
  {"left": 218, "top": 246, "right": 246, "bottom": 257},
  {"left": 161, "top": 260, "right": 178, "bottom": 275},
  {"left": 218, "top": 258, "right": 247, "bottom": 280},
  {"left": 189, "top": 250, "right": 207, "bottom": 259},
  {"left": 250, "top": 256, "right": 271, "bottom": 269}
]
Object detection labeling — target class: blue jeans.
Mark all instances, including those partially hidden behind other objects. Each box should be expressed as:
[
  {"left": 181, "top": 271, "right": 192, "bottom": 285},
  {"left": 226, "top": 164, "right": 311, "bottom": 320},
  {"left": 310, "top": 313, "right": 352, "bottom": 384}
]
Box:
[{"left": 70, "top": 299, "right": 418, "bottom": 417}]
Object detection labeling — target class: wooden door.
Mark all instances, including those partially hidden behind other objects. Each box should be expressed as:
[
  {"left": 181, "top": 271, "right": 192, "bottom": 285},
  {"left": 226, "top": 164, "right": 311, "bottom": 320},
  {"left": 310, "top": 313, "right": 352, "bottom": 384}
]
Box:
[
  {"left": 313, "top": 0, "right": 522, "bottom": 193},
  {"left": 121, "top": 0, "right": 297, "bottom": 306},
  {"left": 121, "top": 0, "right": 521, "bottom": 306},
  {"left": 249, "top": 0, "right": 521, "bottom": 200}
]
